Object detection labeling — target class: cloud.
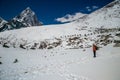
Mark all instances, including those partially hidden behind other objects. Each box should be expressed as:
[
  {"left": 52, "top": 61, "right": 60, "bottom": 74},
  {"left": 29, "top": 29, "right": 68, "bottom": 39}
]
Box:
[
  {"left": 86, "top": 6, "right": 91, "bottom": 12},
  {"left": 92, "top": 6, "right": 98, "bottom": 9},
  {"left": 85, "top": 6, "right": 99, "bottom": 12},
  {"left": 56, "top": 5, "right": 99, "bottom": 23},
  {"left": 86, "top": 6, "right": 90, "bottom": 9},
  {"left": 55, "top": 12, "right": 87, "bottom": 23}
]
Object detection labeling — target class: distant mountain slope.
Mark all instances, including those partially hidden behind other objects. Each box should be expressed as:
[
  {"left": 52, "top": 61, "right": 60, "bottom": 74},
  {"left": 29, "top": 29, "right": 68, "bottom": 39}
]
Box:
[
  {"left": 0, "top": 21, "right": 119, "bottom": 50},
  {"left": 0, "top": 22, "right": 92, "bottom": 49},
  {"left": 77, "top": 0, "right": 120, "bottom": 28},
  {"left": 0, "top": 23, "right": 87, "bottom": 41},
  {"left": 0, "top": 7, "right": 42, "bottom": 32}
]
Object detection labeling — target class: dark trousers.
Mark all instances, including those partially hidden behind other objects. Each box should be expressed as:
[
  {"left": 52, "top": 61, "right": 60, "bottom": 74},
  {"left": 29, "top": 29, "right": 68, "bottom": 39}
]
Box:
[{"left": 93, "top": 51, "right": 96, "bottom": 57}]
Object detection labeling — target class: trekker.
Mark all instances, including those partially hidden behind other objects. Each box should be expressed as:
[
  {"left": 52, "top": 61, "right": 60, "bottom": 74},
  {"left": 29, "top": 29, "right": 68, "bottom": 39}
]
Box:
[{"left": 93, "top": 44, "right": 97, "bottom": 58}]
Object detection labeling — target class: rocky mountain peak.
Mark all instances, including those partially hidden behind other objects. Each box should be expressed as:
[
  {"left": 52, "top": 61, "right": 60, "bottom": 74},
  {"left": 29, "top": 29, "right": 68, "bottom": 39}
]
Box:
[
  {"left": 0, "top": 7, "right": 43, "bottom": 32},
  {"left": 14, "top": 7, "right": 42, "bottom": 26}
]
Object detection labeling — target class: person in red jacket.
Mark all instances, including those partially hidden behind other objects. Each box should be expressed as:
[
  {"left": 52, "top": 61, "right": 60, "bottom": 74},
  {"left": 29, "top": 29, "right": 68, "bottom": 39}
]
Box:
[{"left": 93, "top": 44, "right": 97, "bottom": 58}]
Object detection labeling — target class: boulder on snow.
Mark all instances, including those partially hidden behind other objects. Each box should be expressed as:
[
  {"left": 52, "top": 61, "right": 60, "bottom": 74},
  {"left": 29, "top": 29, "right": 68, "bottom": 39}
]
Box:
[
  {"left": 3, "top": 43, "right": 9, "bottom": 48},
  {"left": 0, "top": 61, "right": 2, "bottom": 64},
  {"left": 13, "top": 59, "right": 18, "bottom": 63},
  {"left": 114, "top": 43, "right": 120, "bottom": 47}
]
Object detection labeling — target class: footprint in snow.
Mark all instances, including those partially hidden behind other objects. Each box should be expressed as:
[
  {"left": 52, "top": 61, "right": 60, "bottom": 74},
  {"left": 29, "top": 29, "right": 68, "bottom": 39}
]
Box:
[{"left": 65, "top": 74, "right": 89, "bottom": 80}]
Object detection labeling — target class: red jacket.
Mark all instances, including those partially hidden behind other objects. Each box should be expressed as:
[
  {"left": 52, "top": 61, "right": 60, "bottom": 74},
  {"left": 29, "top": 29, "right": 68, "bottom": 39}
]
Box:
[{"left": 93, "top": 44, "right": 96, "bottom": 51}]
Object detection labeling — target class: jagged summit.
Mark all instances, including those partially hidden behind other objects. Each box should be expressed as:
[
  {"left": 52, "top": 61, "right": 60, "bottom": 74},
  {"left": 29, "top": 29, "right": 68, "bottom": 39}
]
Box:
[
  {"left": 14, "top": 7, "right": 42, "bottom": 26},
  {"left": 21, "top": 7, "right": 33, "bottom": 13},
  {"left": 16, "top": 7, "right": 35, "bottom": 20},
  {"left": 0, "top": 17, "right": 7, "bottom": 28},
  {"left": 0, "top": 17, "right": 7, "bottom": 23}
]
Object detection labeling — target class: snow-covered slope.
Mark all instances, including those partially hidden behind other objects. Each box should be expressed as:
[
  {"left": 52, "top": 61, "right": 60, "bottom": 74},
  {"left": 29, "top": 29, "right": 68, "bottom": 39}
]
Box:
[
  {"left": 77, "top": 0, "right": 120, "bottom": 28},
  {"left": 0, "top": 41, "right": 120, "bottom": 80},
  {"left": 0, "top": 21, "right": 120, "bottom": 50},
  {"left": 56, "top": 0, "right": 120, "bottom": 28},
  {"left": 0, "top": 23, "right": 93, "bottom": 49}
]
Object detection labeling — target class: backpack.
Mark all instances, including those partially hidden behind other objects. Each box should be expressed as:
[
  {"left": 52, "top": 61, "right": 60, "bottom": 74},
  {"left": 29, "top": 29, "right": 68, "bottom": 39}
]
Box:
[{"left": 96, "top": 45, "right": 99, "bottom": 50}]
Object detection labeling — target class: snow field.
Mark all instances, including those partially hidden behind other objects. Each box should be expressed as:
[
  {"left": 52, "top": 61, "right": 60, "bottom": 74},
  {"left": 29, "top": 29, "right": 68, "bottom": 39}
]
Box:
[{"left": 0, "top": 43, "right": 120, "bottom": 80}]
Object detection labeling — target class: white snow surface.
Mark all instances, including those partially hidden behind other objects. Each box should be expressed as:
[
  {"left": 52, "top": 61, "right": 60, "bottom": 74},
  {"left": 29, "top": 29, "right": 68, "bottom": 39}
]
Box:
[
  {"left": 0, "top": 22, "right": 90, "bottom": 41},
  {"left": 0, "top": 43, "right": 120, "bottom": 80}
]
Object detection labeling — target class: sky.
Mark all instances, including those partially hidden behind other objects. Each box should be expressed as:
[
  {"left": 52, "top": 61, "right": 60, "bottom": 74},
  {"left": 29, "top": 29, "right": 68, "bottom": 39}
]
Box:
[{"left": 0, "top": 0, "right": 114, "bottom": 25}]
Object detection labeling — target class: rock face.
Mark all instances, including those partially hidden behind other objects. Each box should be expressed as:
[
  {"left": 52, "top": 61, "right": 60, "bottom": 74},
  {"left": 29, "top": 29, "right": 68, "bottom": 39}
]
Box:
[
  {"left": 13, "top": 7, "right": 42, "bottom": 26},
  {"left": 0, "top": 7, "right": 42, "bottom": 32},
  {"left": 0, "top": 17, "right": 8, "bottom": 31}
]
